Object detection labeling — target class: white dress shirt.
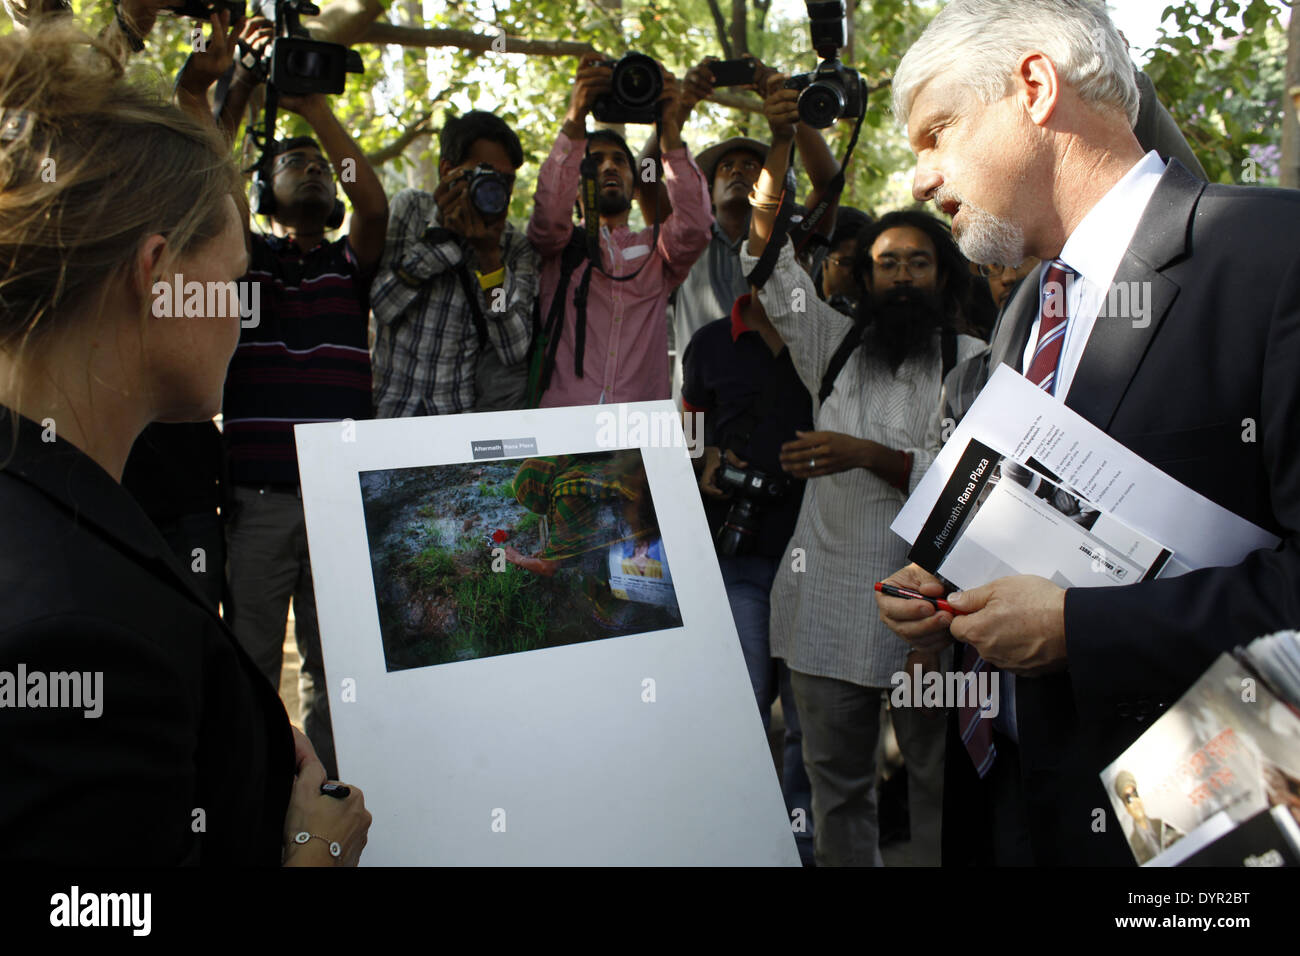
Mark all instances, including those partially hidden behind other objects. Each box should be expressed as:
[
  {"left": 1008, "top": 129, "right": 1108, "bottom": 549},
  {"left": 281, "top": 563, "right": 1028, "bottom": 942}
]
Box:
[{"left": 1020, "top": 150, "right": 1168, "bottom": 399}]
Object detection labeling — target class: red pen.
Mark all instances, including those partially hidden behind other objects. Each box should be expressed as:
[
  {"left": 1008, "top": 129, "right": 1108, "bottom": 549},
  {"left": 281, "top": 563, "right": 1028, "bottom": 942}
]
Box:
[{"left": 873, "top": 581, "right": 960, "bottom": 615}]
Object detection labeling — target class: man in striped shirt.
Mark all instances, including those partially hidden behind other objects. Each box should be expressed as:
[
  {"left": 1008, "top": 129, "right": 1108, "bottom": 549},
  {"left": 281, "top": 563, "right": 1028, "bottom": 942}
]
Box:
[{"left": 222, "top": 91, "right": 388, "bottom": 780}]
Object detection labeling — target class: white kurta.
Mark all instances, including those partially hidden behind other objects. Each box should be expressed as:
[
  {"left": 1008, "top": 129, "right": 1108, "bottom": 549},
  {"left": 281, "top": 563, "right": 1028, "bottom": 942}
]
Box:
[{"left": 741, "top": 241, "right": 984, "bottom": 688}]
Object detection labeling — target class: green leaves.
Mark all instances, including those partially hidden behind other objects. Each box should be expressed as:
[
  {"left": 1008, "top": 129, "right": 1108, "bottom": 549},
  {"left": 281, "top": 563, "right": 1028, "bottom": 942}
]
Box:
[{"left": 1142, "top": 0, "right": 1286, "bottom": 185}]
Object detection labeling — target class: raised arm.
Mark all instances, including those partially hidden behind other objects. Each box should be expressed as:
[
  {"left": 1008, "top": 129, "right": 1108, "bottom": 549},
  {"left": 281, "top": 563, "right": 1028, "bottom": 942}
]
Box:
[
  {"left": 747, "top": 74, "right": 800, "bottom": 260},
  {"left": 528, "top": 53, "right": 610, "bottom": 256},
  {"left": 635, "top": 58, "right": 717, "bottom": 225},
  {"left": 370, "top": 189, "right": 458, "bottom": 330},
  {"left": 281, "top": 93, "right": 388, "bottom": 275},
  {"left": 654, "top": 67, "right": 712, "bottom": 284},
  {"left": 173, "top": 12, "right": 239, "bottom": 130}
]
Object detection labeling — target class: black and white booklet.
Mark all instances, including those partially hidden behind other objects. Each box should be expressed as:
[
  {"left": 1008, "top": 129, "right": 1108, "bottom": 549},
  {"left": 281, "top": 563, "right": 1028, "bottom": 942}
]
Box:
[{"left": 907, "top": 437, "right": 1174, "bottom": 591}]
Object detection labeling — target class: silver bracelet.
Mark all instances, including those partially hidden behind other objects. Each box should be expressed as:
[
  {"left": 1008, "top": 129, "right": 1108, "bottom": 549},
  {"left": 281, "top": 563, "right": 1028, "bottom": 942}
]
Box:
[{"left": 293, "top": 830, "right": 342, "bottom": 859}]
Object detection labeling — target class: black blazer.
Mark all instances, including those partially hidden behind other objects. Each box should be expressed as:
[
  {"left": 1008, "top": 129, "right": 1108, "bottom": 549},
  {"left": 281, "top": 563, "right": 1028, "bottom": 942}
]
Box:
[
  {"left": 984, "top": 160, "right": 1300, "bottom": 864},
  {"left": 0, "top": 409, "right": 294, "bottom": 865}
]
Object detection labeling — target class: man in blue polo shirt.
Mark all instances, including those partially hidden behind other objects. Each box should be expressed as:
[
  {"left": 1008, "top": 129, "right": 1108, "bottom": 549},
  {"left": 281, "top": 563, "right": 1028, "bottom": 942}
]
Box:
[
  {"left": 682, "top": 290, "right": 815, "bottom": 864},
  {"left": 221, "top": 91, "right": 388, "bottom": 779}
]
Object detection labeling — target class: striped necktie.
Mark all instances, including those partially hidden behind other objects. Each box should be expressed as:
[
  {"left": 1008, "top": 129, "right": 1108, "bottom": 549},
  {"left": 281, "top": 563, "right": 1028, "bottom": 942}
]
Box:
[
  {"left": 1023, "top": 260, "right": 1075, "bottom": 394},
  {"left": 958, "top": 259, "right": 1076, "bottom": 778}
]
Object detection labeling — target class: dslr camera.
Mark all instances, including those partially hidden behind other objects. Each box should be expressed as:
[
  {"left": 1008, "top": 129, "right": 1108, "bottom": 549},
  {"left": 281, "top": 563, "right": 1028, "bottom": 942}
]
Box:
[
  {"left": 462, "top": 163, "right": 511, "bottom": 221},
  {"left": 714, "top": 462, "right": 789, "bottom": 557},
  {"left": 783, "top": 0, "right": 866, "bottom": 128},
  {"left": 592, "top": 52, "right": 664, "bottom": 125},
  {"left": 246, "top": 0, "right": 363, "bottom": 96}
]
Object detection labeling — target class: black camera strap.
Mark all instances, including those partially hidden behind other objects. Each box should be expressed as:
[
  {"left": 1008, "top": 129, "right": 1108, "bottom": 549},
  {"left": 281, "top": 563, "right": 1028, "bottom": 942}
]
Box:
[
  {"left": 818, "top": 324, "right": 959, "bottom": 405},
  {"left": 450, "top": 258, "right": 491, "bottom": 347},
  {"left": 745, "top": 104, "right": 867, "bottom": 291},
  {"left": 578, "top": 113, "right": 664, "bottom": 284},
  {"left": 536, "top": 228, "right": 592, "bottom": 397}
]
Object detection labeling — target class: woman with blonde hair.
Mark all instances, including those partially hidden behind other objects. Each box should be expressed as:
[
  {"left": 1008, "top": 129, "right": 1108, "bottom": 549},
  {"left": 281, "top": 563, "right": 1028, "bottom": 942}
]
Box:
[{"left": 0, "top": 22, "right": 370, "bottom": 865}]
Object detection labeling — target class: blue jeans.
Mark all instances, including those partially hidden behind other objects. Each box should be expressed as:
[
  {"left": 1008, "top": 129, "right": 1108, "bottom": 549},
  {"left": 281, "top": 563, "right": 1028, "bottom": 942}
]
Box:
[{"left": 719, "top": 554, "right": 814, "bottom": 864}]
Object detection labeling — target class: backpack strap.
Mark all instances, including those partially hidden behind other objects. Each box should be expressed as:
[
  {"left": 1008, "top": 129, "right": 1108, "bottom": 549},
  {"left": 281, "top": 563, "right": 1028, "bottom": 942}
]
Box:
[{"left": 817, "top": 323, "right": 863, "bottom": 405}]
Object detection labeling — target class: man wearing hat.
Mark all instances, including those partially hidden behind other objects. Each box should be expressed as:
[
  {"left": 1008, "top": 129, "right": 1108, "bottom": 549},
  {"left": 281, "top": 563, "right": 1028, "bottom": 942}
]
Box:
[
  {"left": 668, "top": 136, "right": 768, "bottom": 403},
  {"left": 664, "top": 59, "right": 845, "bottom": 404},
  {"left": 1114, "top": 770, "right": 1184, "bottom": 864}
]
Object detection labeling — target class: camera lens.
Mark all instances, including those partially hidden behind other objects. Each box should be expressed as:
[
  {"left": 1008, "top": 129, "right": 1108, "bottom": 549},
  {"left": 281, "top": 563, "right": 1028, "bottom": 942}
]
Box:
[
  {"left": 470, "top": 176, "right": 509, "bottom": 218},
  {"left": 799, "top": 80, "right": 845, "bottom": 128},
  {"left": 612, "top": 54, "right": 663, "bottom": 109},
  {"left": 716, "top": 499, "right": 758, "bottom": 557}
]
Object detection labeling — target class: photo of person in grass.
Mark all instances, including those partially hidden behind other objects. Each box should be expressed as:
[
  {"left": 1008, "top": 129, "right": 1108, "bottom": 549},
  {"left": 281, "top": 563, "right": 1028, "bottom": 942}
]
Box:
[{"left": 360, "top": 448, "right": 682, "bottom": 671}]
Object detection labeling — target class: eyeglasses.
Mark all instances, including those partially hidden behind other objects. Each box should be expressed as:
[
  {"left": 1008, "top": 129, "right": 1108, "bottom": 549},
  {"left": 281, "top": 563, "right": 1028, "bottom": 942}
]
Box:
[
  {"left": 874, "top": 256, "right": 934, "bottom": 277},
  {"left": 978, "top": 262, "right": 1032, "bottom": 278},
  {"left": 827, "top": 255, "right": 854, "bottom": 268},
  {"left": 274, "top": 153, "right": 332, "bottom": 175}
]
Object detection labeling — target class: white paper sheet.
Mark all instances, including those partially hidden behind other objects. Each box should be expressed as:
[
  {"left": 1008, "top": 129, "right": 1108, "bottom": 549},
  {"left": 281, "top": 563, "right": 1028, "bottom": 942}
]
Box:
[
  {"left": 893, "top": 365, "right": 1279, "bottom": 570},
  {"left": 295, "top": 402, "right": 800, "bottom": 866}
]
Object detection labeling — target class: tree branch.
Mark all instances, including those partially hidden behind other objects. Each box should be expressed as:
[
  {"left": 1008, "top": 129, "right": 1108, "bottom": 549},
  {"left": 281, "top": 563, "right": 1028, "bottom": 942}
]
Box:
[
  {"left": 365, "top": 110, "right": 435, "bottom": 166},
  {"left": 706, "top": 89, "right": 763, "bottom": 113},
  {"left": 730, "top": 0, "right": 747, "bottom": 57},
  {"left": 703, "top": 0, "right": 733, "bottom": 59},
  {"left": 359, "top": 21, "right": 598, "bottom": 57}
]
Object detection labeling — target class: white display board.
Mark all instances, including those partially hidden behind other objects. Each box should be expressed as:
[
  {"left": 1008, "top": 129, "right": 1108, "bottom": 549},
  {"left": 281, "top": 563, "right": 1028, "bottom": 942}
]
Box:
[{"left": 295, "top": 402, "right": 799, "bottom": 866}]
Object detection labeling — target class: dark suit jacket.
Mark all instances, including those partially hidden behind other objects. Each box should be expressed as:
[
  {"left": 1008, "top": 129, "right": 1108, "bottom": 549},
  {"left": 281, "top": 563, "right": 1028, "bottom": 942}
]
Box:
[
  {"left": 0, "top": 409, "right": 294, "bottom": 865},
  {"left": 985, "top": 160, "right": 1300, "bottom": 865}
]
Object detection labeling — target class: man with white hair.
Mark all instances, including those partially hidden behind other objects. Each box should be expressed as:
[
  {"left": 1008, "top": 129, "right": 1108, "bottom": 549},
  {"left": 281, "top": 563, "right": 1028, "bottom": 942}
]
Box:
[{"left": 875, "top": 0, "right": 1300, "bottom": 866}]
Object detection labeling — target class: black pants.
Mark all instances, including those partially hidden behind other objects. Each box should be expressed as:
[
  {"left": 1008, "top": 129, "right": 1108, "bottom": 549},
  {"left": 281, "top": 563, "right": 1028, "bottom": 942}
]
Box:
[{"left": 941, "top": 714, "right": 1035, "bottom": 866}]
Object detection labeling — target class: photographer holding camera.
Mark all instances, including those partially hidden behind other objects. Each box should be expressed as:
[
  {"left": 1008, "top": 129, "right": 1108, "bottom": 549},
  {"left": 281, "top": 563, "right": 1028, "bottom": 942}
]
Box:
[
  {"left": 653, "top": 56, "right": 844, "bottom": 404},
  {"left": 682, "top": 287, "right": 814, "bottom": 864},
  {"left": 177, "top": 18, "right": 388, "bottom": 780},
  {"left": 371, "top": 111, "right": 538, "bottom": 416},
  {"left": 527, "top": 51, "right": 711, "bottom": 407}
]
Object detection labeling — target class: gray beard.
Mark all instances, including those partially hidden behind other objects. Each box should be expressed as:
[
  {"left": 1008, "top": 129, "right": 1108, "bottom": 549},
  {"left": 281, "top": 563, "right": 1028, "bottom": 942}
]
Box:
[{"left": 953, "top": 201, "right": 1026, "bottom": 267}]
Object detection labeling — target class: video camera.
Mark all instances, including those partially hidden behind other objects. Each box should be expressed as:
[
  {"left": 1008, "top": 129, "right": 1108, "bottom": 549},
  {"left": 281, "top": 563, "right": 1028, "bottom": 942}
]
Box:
[
  {"left": 715, "top": 462, "right": 789, "bottom": 557},
  {"left": 592, "top": 52, "right": 664, "bottom": 125},
  {"left": 783, "top": 0, "right": 866, "bottom": 128},
  {"left": 246, "top": 0, "right": 363, "bottom": 96}
]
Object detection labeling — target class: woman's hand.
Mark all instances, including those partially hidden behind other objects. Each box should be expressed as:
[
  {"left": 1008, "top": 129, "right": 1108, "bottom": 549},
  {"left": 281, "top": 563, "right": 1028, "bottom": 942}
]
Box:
[{"left": 282, "top": 726, "right": 371, "bottom": 867}]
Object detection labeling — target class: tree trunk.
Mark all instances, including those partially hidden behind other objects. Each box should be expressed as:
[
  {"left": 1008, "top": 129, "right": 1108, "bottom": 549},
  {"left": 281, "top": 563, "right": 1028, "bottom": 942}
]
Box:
[
  {"left": 1282, "top": 7, "right": 1300, "bottom": 189},
  {"left": 730, "top": 0, "right": 747, "bottom": 57},
  {"left": 845, "top": 0, "right": 854, "bottom": 67},
  {"left": 402, "top": 0, "right": 438, "bottom": 190},
  {"left": 705, "top": 0, "right": 734, "bottom": 58}
]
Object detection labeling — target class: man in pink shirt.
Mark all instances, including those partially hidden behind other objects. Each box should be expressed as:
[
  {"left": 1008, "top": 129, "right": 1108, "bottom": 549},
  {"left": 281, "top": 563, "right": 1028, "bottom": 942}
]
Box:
[{"left": 529, "top": 53, "right": 712, "bottom": 408}]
